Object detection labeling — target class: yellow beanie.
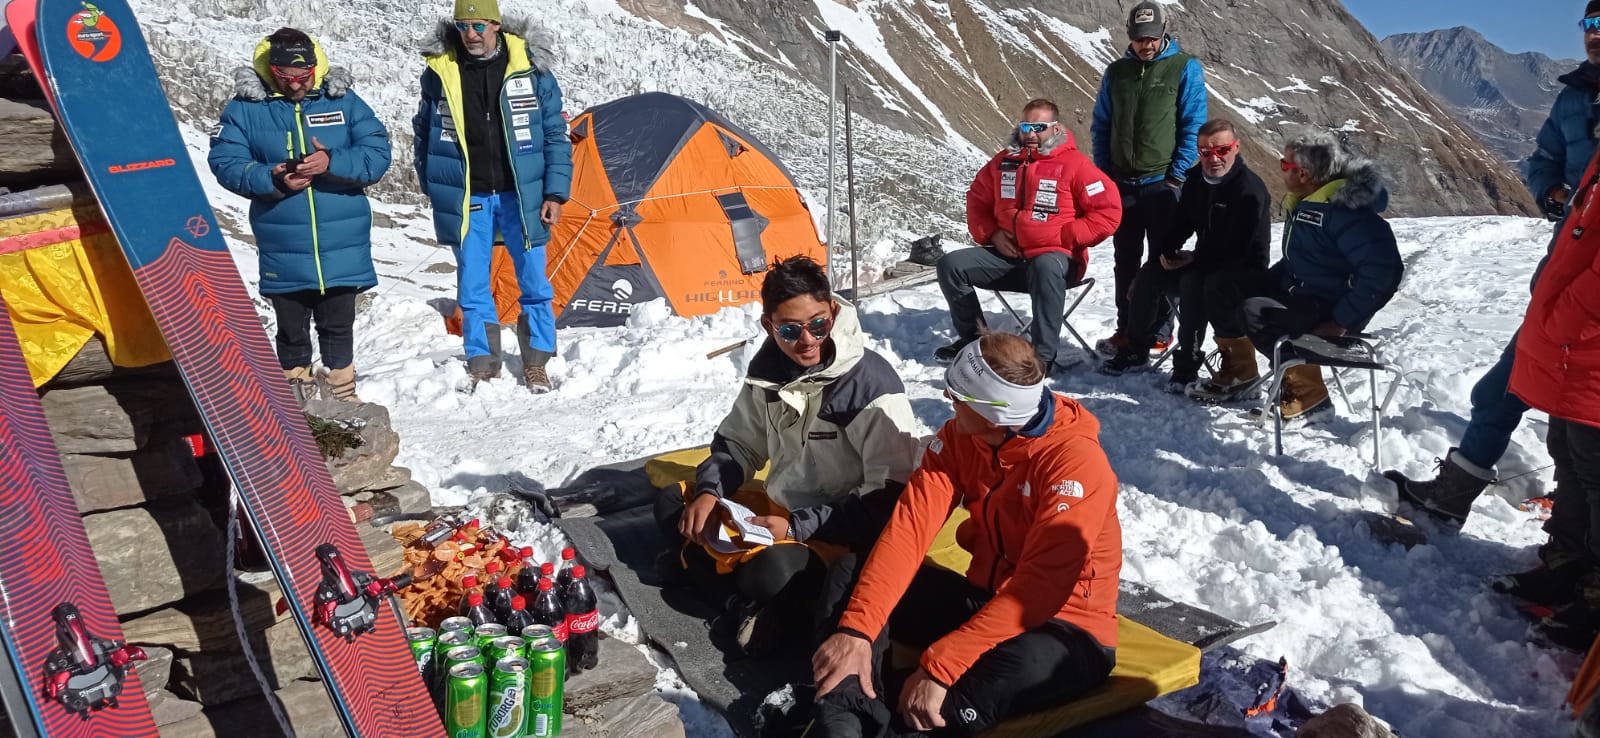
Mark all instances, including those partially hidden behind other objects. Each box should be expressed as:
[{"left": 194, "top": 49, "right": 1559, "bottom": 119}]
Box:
[{"left": 453, "top": 0, "right": 500, "bottom": 22}]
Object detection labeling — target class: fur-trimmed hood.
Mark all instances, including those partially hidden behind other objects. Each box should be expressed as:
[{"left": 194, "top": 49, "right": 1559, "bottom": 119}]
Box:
[
  {"left": 230, "top": 34, "right": 353, "bottom": 101},
  {"left": 1326, "top": 158, "right": 1388, "bottom": 212},
  {"left": 420, "top": 15, "right": 554, "bottom": 71}
]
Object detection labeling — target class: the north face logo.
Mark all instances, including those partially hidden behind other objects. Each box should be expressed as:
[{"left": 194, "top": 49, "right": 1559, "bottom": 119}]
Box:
[{"left": 1133, "top": 9, "right": 1156, "bottom": 23}]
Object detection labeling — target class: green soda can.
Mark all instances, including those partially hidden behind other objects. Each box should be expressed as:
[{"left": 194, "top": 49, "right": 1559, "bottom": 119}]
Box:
[
  {"left": 487, "top": 657, "right": 530, "bottom": 738},
  {"left": 488, "top": 635, "right": 524, "bottom": 664},
  {"left": 439, "top": 616, "right": 475, "bottom": 635},
  {"left": 473, "top": 622, "right": 507, "bottom": 651},
  {"left": 407, "top": 627, "right": 439, "bottom": 690},
  {"left": 520, "top": 625, "right": 555, "bottom": 644},
  {"left": 444, "top": 661, "right": 489, "bottom": 738},
  {"left": 526, "top": 637, "right": 565, "bottom": 737},
  {"left": 444, "top": 645, "right": 484, "bottom": 670}
]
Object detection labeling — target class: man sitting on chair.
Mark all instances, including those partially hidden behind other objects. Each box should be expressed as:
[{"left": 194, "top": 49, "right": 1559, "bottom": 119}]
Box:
[
  {"left": 935, "top": 99, "right": 1122, "bottom": 370},
  {"left": 1186, "top": 129, "right": 1403, "bottom": 419}
]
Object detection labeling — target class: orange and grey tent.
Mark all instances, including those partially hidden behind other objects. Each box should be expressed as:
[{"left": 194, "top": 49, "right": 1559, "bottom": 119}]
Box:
[{"left": 548, "top": 92, "right": 826, "bottom": 327}]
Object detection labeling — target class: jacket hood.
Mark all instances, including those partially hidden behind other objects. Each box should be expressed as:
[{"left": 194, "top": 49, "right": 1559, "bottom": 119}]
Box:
[
  {"left": 1559, "top": 60, "right": 1600, "bottom": 92},
  {"left": 1006, "top": 127, "right": 1077, "bottom": 158},
  {"left": 1326, "top": 158, "right": 1388, "bottom": 212},
  {"left": 1122, "top": 34, "right": 1181, "bottom": 62},
  {"left": 746, "top": 296, "right": 866, "bottom": 391},
  {"left": 235, "top": 35, "right": 352, "bottom": 101},
  {"left": 995, "top": 393, "right": 1101, "bottom": 464},
  {"left": 421, "top": 15, "right": 554, "bottom": 71}
]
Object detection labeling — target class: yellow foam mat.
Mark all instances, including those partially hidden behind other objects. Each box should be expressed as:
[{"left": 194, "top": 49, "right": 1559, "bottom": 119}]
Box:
[{"left": 642, "top": 447, "right": 1200, "bottom": 734}]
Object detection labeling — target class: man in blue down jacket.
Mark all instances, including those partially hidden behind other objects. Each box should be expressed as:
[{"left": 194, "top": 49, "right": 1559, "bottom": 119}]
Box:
[
  {"left": 209, "top": 27, "right": 391, "bottom": 404},
  {"left": 414, "top": 0, "right": 573, "bottom": 392}
]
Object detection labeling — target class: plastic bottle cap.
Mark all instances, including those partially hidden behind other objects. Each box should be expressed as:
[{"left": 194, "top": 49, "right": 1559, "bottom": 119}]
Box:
[
  {"left": 497, "top": 577, "right": 513, "bottom": 589},
  {"left": 469, "top": 592, "right": 484, "bottom": 606},
  {"left": 538, "top": 578, "right": 552, "bottom": 591},
  {"left": 562, "top": 548, "right": 575, "bottom": 560},
  {"left": 572, "top": 565, "right": 586, "bottom": 579},
  {"left": 511, "top": 595, "right": 526, "bottom": 610},
  {"left": 520, "top": 546, "right": 534, "bottom": 559},
  {"left": 541, "top": 562, "right": 555, "bottom": 575},
  {"left": 486, "top": 561, "right": 502, "bottom": 573},
  {"left": 462, "top": 575, "right": 478, "bottom": 588}
]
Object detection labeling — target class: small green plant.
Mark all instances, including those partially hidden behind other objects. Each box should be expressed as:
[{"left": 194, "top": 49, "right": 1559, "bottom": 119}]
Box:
[{"left": 306, "top": 414, "right": 364, "bottom": 459}]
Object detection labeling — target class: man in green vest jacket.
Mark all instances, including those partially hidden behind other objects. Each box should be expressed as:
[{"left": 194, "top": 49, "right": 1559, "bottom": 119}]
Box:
[{"left": 1091, "top": 1, "right": 1208, "bottom": 358}]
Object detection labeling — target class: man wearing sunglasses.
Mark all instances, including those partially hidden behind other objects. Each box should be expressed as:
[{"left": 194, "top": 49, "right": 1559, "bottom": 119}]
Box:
[
  {"left": 1100, "top": 119, "right": 1270, "bottom": 391},
  {"left": 208, "top": 28, "right": 392, "bottom": 404},
  {"left": 415, "top": 0, "right": 573, "bottom": 392},
  {"left": 937, "top": 99, "right": 1121, "bottom": 370},
  {"left": 655, "top": 256, "right": 920, "bottom": 657},
  {"left": 1091, "top": 0, "right": 1208, "bottom": 360},
  {"left": 811, "top": 334, "right": 1120, "bottom": 737},
  {"left": 1188, "top": 130, "right": 1402, "bottom": 418}
]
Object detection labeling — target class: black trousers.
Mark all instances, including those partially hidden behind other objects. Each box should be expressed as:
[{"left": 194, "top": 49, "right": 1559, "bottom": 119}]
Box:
[
  {"left": 937, "top": 247, "right": 1084, "bottom": 367},
  {"left": 1204, "top": 271, "right": 1330, "bottom": 358},
  {"left": 268, "top": 287, "right": 358, "bottom": 370},
  {"left": 1542, "top": 418, "right": 1600, "bottom": 563},
  {"left": 1112, "top": 182, "right": 1180, "bottom": 334},
  {"left": 813, "top": 561, "right": 1115, "bottom": 737},
  {"left": 1127, "top": 262, "right": 1206, "bottom": 354}
]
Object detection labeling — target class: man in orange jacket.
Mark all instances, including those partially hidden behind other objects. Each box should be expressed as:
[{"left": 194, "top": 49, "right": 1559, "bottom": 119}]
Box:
[
  {"left": 811, "top": 333, "right": 1121, "bottom": 736},
  {"left": 935, "top": 99, "right": 1122, "bottom": 370}
]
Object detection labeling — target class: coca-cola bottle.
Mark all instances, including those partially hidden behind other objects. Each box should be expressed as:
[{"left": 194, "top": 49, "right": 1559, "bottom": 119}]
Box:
[
  {"left": 564, "top": 565, "right": 600, "bottom": 673},
  {"left": 505, "top": 594, "right": 536, "bottom": 633},
  {"left": 556, "top": 547, "right": 578, "bottom": 591},
  {"left": 457, "top": 574, "right": 481, "bottom": 617},
  {"left": 514, "top": 547, "right": 540, "bottom": 596},
  {"left": 490, "top": 576, "right": 517, "bottom": 623},
  {"left": 482, "top": 561, "right": 504, "bottom": 604},
  {"left": 539, "top": 562, "right": 555, "bottom": 588},
  {"left": 465, "top": 591, "right": 498, "bottom": 627},
  {"left": 531, "top": 578, "right": 568, "bottom": 642}
]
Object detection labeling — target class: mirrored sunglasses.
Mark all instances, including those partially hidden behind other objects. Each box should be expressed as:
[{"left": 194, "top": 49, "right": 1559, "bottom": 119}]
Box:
[
  {"left": 1017, "top": 121, "right": 1054, "bottom": 135},
  {"left": 943, "top": 387, "right": 1011, "bottom": 408},
  {"left": 775, "top": 317, "right": 831, "bottom": 343},
  {"left": 1198, "top": 142, "right": 1239, "bottom": 159},
  {"left": 455, "top": 21, "right": 490, "bottom": 34},
  {"left": 1582, "top": 17, "right": 1600, "bottom": 32},
  {"left": 270, "top": 66, "right": 314, "bottom": 85}
]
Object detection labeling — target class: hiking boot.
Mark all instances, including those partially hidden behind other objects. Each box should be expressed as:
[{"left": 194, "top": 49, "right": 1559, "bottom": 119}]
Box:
[
  {"left": 908, "top": 234, "right": 944, "bottom": 266},
  {"left": 524, "top": 364, "right": 552, "bottom": 394},
  {"left": 1187, "top": 336, "right": 1262, "bottom": 401},
  {"left": 467, "top": 354, "right": 500, "bottom": 384},
  {"left": 1537, "top": 600, "right": 1600, "bottom": 651},
  {"left": 1250, "top": 363, "right": 1331, "bottom": 422},
  {"left": 1094, "top": 332, "right": 1127, "bottom": 357},
  {"left": 319, "top": 365, "right": 360, "bottom": 403},
  {"left": 1098, "top": 347, "right": 1150, "bottom": 375},
  {"left": 934, "top": 337, "right": 976, "bottom": 364},
  {"left": 1385, "top": 448, "right": 1494, "bottom": 529},
  {"left": 1491, "top": 561, "right": 1585, "bottom": 608},
  {"left": 283, "top": 366, "right": 316, "bottom": 405},
  {"left": 1167, "top": 349, "right": 1203, "bottom": 392}
]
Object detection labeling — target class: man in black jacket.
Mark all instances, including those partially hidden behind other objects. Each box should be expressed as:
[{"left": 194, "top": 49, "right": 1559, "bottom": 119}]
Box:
[{"left": 1101, "top": 119, "right": 1270, "bottom": 390}]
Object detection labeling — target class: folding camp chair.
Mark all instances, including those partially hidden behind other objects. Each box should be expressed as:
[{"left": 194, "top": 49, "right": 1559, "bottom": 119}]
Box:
[
  {"left": 1263, "top": 333, "right": 1407, "bottom": 468},
  {"left": 989, "top": 277, "right": 1097, "bottom": 366}
]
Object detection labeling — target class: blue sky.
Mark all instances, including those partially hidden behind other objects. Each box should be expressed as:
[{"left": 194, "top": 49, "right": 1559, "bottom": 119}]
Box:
[{"left": 1341, "top": 1, "right": 1585, "bottom": 60}]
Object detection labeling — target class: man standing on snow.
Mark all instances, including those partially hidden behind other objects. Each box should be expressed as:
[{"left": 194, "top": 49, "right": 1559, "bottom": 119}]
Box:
[
  {"left": 414, "top": 0, "right": 572, "bottom": 392},
  {"left": 209, "top": 27, "right": 392, "bottom": 404},
  {"left": 1387, "top": 2, "right": 1600, "bottom": 543},
  {"left": 1187, "top": 129, "right": 1402, "bottom": 421},
  {"left": 1099, "top": 118, "right": 1271, "bottom": 392},
  {"left": 935, "top": 99, "right": 1121, "bottom": 370},
  {"left": 1091, "top": 0, "right": 1208, "bottom": 359},
  {"left": 810, "top": 334, "right": 1120, "bottom": 737}
]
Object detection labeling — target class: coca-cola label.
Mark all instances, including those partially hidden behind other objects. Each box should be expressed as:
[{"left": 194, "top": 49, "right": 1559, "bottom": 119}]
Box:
[
  {"left": 566, "top": 610, "right": 600, "bottom": 635},
  {"left": 553, "top": 621, "right": 569, "bottom": 642}
]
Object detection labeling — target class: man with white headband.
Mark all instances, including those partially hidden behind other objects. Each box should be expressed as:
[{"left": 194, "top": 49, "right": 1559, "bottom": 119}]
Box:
[{"left": 810, "top": 333, "right": 1122, "bottom": 736}]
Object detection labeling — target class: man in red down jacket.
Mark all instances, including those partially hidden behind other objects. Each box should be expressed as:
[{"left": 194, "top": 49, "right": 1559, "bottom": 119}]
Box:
[
  {"left": 935, "top": 98, "right": 1122, "bottom": 370},
  {"left": 1510, "top": 150, "right": 1600, "bottom": 650}
]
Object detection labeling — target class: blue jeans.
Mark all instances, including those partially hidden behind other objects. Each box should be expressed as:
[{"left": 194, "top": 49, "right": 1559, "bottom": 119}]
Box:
[
  {"left": 454, "top": 192, "right": 555, "bottom": 359},
  {"left": 1457, "top": 336, "right": 1529, "bottom": 471}
]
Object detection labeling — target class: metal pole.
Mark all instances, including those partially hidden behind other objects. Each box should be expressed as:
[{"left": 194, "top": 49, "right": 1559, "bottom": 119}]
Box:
[
  {"left": 825, "top": 30, "right": 841, "bottom": 286},
  {"left": 845, "top": 87, "right": 859, "bottom": 296}
]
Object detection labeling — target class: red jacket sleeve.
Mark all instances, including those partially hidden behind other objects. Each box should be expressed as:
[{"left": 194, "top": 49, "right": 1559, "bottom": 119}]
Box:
[
  {"left": 1062, "top": 158, "right": 1121, "bottom": 250},
  {"left": 835, "top": 433, "right": 962, "bottom": 641},
  {"left": 967, "top": 155, "right": 1002, "bottom": 247},
  {"left": 918, "top": 443, "right": 1117, "bottom": 686}
]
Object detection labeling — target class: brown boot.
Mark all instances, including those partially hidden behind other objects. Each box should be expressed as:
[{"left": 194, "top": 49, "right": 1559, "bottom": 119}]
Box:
[
  {"left": 320, "top": 365, "right": 360, "bottom": 403},
  {"left": 1186, "top": 336, "right": 1261, "bottom": 401},
  {"left": 1278, "top": 364, "right": 1331, "bottom": 419},
  {"left": 524, "top": 364, "right": 552, "bottom": 394},
  {"left": 283, "top": 366, "right": 315, "bottom": 405}
]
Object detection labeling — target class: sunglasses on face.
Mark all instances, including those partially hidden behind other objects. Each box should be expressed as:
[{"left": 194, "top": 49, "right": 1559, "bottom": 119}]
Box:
[
  {"left": 1017, "top": 122, "right": 1054, "bottom": 135},
  {"left": 455, "top": 21, "right": 490, "bottom": 34},
  {"left": 270, "top": 66, "right": 314, "bottom": 85},
  {"left": 1279, "top": 158, "right": 1303, "bottom": 172},
  {"left": 774, "top": 316, "right": 831, "bottom": 343},
  {"left": 1582, "top": 17, "right": 1600, "bottom": 32},
  {"left": 944, "top": 388, "right": 1010, "bottom": 408},
  {"left": 1198, "top": 142, "right": 1239, "bottom": 159}
]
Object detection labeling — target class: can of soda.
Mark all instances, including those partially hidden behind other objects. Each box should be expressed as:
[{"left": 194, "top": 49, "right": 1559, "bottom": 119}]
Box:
[
  {"left": 473, "top": 622, "right": 508, "bottom": 650},
  {"left": 526, "top": 637, "right": 565, "bottom": 737},
  {"left": 439, "top": 616, "right": 475, "bottom": 635},
  {"left": 407, "top": 627, "right": 438, "bottom": 689},
  {"left": 443, "top": 645, "right": 484, "bottom": 671},
  {"left": 487, "top": 657, "right": 530, "bottom": 738},
  {"left": 488, "top": 635, "right": 525, "bottom": 664},
  {"left": 520, "top": 625, "right": 555, "bottom": 644},
  {"left": 444, "top": 661, "right": 489, "bottom": 738}
]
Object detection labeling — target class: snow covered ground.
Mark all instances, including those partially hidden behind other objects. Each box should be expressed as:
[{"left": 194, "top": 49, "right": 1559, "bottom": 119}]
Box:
[{"left": 183, "top": 116, "right": 1580, "bottom": 734}]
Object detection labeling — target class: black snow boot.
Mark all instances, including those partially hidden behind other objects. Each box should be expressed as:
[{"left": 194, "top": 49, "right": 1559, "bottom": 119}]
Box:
[
  {"left": 1167, "top": 349, "right": 1203, "bottom": 393},
  {"left": 934, "top": 337, "right": 976, "bottom": 365},
  {"left": 908, "top": 234, "right": 944, "bottom": 267},
  {"left": 1491, "top": 560, "right": 1585, "bottom": 608},
  {"left": 1536, "top": 570, "right": 1600, "bottom": 651},
  {"left": 1098, "top": 347, "right": 1150, "bottom": 376},
  {"left": 1385, "top": 448, "right": 1494, "bottom": 529}
]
